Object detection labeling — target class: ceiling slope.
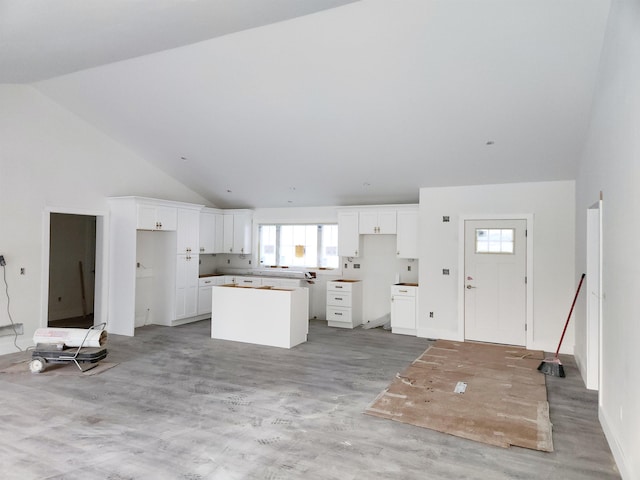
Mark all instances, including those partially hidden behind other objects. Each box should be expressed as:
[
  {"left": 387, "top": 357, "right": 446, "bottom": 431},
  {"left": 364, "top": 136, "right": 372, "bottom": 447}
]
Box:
[
  {"left": 33, "top": 0, "right": 610, "bottom": 208},
  {"left": 0, "top": 0, "right": 358, "bottom": 83}
]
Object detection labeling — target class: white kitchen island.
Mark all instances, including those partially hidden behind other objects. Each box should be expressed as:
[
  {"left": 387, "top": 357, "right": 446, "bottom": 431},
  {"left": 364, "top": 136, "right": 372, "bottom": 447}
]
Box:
[{"left": 211, "top": 284, "right": 309, "bottom": 348}]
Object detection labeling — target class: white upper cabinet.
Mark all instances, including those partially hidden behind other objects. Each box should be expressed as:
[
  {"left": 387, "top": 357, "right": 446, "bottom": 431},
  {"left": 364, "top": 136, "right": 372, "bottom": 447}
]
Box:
[
  {"left": 136, "top": 202, "right": 177, "bottom": 231},
  {"left": 223, "top": 210, "right": 253, "bottom": 254},
  {"left": 396, "top": 208, "right": 419, "bottom": 259},
  {"left": 199, "top": 208, "right": 223, "bottom": 254},
  {"left": 359, "top": 209, "right": 397, "bottom": 234},
  {"left": 338, "top": 210, "right": 360, "bottom": 257},
  {"left": 176, "top": 207, "right": 201, "bottom": 254}
]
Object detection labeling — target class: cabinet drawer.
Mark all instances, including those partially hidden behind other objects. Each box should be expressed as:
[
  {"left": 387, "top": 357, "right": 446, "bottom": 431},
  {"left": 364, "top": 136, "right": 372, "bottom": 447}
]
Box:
[
  {"left": 327, "top": 280, "right": 356, "bottom": 292},
  {"left": 236, "top": 277, "right": 261, "bottom": 286},
  {"left": 326, "top": 291, "right": 352, "bottom": 307},
  {"left": 327, "top": 306, "right": 352, "bottom": 324},
  {"left": 199, "top": 276, "right": 223, "bottom": 287},
  {"left": 391, "top": 285, "right": 417, "bottom": 297}
]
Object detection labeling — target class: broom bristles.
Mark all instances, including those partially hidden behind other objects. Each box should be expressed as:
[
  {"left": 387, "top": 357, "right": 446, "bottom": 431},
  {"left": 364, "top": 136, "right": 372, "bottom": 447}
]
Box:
[{"left": 538, "top": 357, "right": 565, "bottom": 377}]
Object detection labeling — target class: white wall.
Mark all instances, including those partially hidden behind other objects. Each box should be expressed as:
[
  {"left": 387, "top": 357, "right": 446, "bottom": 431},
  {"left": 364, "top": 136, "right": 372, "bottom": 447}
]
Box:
[
  {"left": 574, "top": 1, "right": 640, "bottom": 477},
  {"left": 0, "top": 85, "right": 209, "bottom": 354},
  {"left": 418, "top": 181, "right": 576, "bottom": 354}
]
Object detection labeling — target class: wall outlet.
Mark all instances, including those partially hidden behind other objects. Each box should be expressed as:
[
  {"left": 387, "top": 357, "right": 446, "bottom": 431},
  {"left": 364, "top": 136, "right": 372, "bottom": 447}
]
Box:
[
  {"left": 442, "top": 269, "right": 450, "bottom": 275},
  {"left": 429, "top": 312, "right": 434, "bottom": 318},
  {"left": 344, "top": 263, "right": 348, "bottom": 268},
  {"left": 20, "top": 267, "right": 25, "bottom": 275},
  {"left": 0, "top": 255, "right": 5, "bottom": 266},
  {"left": 407, "top": 265, "right": 411, "bottom": 271},
  {"left": 353, "top": 264, "right": 360, "bottom": 269}
]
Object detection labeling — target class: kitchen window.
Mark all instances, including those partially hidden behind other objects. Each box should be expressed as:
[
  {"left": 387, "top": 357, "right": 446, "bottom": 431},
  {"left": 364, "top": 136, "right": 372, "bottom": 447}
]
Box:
[{"left": 258, "top": 224, "right": 339, "bottom": 269}]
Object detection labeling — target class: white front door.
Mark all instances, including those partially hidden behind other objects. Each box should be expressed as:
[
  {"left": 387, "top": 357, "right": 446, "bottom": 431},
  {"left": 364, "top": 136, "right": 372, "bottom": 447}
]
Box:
[{"left": 464, "top": 219, "right": 527, "bottom": 346}]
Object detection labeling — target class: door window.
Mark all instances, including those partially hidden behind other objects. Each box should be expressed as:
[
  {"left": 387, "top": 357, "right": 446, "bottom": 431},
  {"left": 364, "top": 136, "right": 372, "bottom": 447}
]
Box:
[{"left": 475, "top": 228, "right": 515, "bottom": 254}]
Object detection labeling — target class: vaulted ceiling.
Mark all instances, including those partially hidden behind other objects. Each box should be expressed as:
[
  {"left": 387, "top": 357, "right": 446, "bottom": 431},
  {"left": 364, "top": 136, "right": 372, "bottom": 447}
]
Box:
[{"left": 1, "top": 0, "right": 611, "bottom": 208}]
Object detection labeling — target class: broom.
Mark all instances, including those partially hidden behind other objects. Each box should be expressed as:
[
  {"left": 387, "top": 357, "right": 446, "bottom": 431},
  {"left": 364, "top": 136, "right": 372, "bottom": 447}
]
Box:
[{"left": 538, "top": 273, "right": 586, "bottom": 377}]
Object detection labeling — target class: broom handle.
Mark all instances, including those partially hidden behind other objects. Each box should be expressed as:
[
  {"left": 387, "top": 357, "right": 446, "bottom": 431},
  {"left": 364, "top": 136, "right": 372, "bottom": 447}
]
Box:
[{"left": 554, "top": 273, "right": 586, "bottom": 358}]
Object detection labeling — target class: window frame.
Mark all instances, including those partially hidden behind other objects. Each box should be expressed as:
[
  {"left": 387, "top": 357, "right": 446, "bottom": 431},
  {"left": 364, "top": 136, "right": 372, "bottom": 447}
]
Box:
[{"left": 257, "top": 223, "right": 339, "bottom": 269}]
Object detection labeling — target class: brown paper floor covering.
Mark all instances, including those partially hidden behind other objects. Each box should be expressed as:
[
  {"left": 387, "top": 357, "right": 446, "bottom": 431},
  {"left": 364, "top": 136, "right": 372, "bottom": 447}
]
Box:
[{"left": 365, "top": 339, "right": 553, "bottom": 452}]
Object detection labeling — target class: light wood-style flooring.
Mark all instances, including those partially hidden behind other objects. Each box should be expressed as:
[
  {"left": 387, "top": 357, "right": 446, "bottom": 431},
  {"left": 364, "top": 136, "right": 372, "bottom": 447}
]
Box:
[{"left": 0, "top": 320, "right": 619, "bottom": 479}]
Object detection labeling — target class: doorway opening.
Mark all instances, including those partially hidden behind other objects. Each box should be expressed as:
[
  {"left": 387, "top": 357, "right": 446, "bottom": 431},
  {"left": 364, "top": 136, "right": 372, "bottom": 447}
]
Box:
[
  {"left": 42, "top": 208, "right": 107, "bottom": 331},
  {"left": 585, "top": 198, "right": 602, "bottom": 391},
  {"left": 47, "top": 213, "right": 96, "bottom": 328}
]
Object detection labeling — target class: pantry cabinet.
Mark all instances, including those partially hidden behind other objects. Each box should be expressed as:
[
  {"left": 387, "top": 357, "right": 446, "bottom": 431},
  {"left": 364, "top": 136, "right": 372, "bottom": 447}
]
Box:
[{"left": 176, "top": 207, "right": 200, "bottom": 254}]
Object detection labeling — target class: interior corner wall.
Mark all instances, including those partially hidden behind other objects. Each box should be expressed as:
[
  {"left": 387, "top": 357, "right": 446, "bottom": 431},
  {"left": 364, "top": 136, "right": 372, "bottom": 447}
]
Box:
[
  {"left": 574, "top": 1, "right": 639, "bottom": 478},
  {"left": 0, "top": 84, "right": 209, "bottom": 355},
  {"left": 417, "top": 180, "right": 576, "bottom": 354}
]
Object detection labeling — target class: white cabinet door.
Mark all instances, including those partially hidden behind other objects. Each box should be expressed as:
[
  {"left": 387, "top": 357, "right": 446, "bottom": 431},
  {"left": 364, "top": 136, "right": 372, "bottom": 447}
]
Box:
[
  {"left": 223, "top": 214, "right": 234, "bottom": 253},
  {"left": 233, "top": 212, "right": 252, "bottom": 254},
  {"left": 377, "top": 210, "right": 397, "bottom": 234},
  {"left": 338, "top": 211, "right": 360, "bottom": 257},
  {"left": 199, "top": 210, "right": 223, "bottom": 254},
  {"left": 390, "top": 285, "right": 417, "bottom": 335},
  {"left": 358, "top": 210, "right": 396, "bottom": 234},
  {"left": 391, "top": 295, "right": 416, "bottom": 329},
  {"left": 136, "top": 204, "right": 158, "bottom": 230},
  {"left": 358, "top": 211, "right": 379, "bottom": 234},
  {"left": 177, "top": 208, "right": 200, "bottom": 254},
  {"left": 396, "top": 209, "right": 418, "bottom": 258},
  {"left": 223, "top": 211, "right": 253, "bottom": 254},
  {"left": 198, "top": 286, "right": 213, "bottom": 315},
  {"left": 136, "top": 203, "right": 177, "bottom": 231},
  {"left": 175, "top": 254, "right": 199, "bottom": 320},
  {"left": 156, "top": 206, "right": 177, "bottom": 231},
  {"left": 199, "top": 211, "right": 215, "bottom": 254}
]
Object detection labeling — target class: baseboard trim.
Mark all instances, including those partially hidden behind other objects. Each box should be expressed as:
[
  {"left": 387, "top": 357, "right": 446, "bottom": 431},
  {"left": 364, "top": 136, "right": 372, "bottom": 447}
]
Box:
[{"left": 599, "top": 405, "right": 631, "bottom": 479}]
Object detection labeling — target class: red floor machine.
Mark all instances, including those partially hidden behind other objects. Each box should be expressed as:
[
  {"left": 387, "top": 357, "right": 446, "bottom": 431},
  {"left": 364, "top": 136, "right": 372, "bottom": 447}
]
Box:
[{"left": 29, "top": 323, "right": 108, "bottom": 373}]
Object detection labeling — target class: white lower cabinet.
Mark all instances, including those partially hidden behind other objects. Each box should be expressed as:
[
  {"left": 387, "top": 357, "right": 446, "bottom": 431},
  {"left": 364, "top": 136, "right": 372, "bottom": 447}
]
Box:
[
  {"left": 326, "top": 280, "right": 363, "bottom": 328},
  {"left": 198, "top": 276, "right": 226, "bottom": 315},
  {"left": 175, "top": 254, "right": 199, "bottom": 321},
  {"left": 390, "top": 284, "right": 418, "bottom": 335}
]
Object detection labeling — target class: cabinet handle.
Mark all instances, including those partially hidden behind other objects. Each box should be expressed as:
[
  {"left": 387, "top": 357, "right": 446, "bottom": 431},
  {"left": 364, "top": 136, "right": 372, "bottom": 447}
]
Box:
[
  {"left": 399, "top": 289, "right": 408, "bottom": 293},
  {"left": 334, "top": 297, "right": 343, "bottom": 301},
  {"left": 335, "top": 285, "right": 343, "bottom": 289},
  {"left": 200, "top": 247, "right": 204, "bottom": 252},
  {"left": 335, "top": 312, "right": 343, "bottom": 316},
  {"left": 159, "top": 222, "right": 162, "bottom": 229}
]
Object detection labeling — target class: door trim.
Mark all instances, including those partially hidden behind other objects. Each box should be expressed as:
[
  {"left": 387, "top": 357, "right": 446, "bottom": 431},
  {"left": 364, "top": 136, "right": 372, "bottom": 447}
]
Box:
[
  {"left": 457, "top": 214, "right": 534, "bottom": 347},
  {"left": 40, "top": 206, "right": 109, "bottom": 329}
]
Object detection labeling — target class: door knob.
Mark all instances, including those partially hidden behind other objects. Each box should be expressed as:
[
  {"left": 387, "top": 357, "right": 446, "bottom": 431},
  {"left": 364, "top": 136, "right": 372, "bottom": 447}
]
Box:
[{"left": 466, "top": 285, "right": 476, "bottom": 289}]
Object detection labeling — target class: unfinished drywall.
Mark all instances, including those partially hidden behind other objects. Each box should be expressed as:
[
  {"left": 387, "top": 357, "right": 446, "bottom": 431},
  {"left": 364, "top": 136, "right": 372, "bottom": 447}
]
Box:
[
  {"left": 574, "top": 1, "right": 640, "bottom": 477},
  {"left": 418, "top": 181, "right": 576, "bottom": 354},
  {"left": 0, "top": 85, "right": 210, "bottom": 355}
]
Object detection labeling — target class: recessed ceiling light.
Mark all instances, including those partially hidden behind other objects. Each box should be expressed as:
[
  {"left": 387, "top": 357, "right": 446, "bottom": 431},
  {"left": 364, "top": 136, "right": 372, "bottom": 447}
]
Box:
[
  {"left": 226, "top": 189, "right": 232, "bottom": 193},
  {"left": 180, "top": 156, "right": 188, "bottom": 161},
  {"left": 486, "top": 141, "right": 495, "bottom": 146}
]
